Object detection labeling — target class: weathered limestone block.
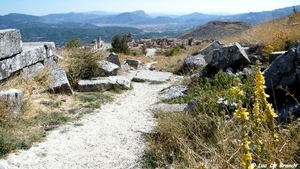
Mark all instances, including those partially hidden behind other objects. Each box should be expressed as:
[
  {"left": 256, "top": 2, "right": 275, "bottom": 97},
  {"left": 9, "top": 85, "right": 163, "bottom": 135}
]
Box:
[
  {"left": 146, "top": 48, "right": 157, "bottom": 58},
  {"left": 98, "top": 60, "right": 120, "bottom": 76},
  {"left": 107, "top": 52, "right": 121, "bottom": 67},
  {"left": 160, "top": 85, "right": 188, "bottom": 100},
  {"left": 200, "top": 40, "right": 223, "bottom": 63},
  {"left": 209, "top": 42, "right": 250, "bottom": 69},
  {"left": 0, "top": 29, "right": 22, "bottom": 59},
  {"left": 78, "top": 76, "right": 131, "bottom": 92},
  {"left": 264, "top": 48, "right": 299, "bottom": 90},
  {"left": 22, "top": 62, "right": 45, "bottom": 78},
  {"left": 0, "top": 89, "right": 23, "bottom": 115},
  {"left": 0, "top": 42, "right": 56, "bottom": 81},
  {"left": 23, "top": 42, "right": 55, "bottom": 58},
  {"left": 48, "top": 64, "right": 73, "bottom": 95},
  {"left": 133, "top": 70, "right": 173, "bottom": 82},
  {"left": 183, "top": 54, "right": 207, "bottom": 70}
]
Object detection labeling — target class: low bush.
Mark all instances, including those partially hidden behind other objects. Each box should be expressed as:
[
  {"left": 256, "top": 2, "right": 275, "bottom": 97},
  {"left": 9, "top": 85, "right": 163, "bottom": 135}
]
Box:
[{"left": 66, "top": 48, "right": 105, "bottom": 89}]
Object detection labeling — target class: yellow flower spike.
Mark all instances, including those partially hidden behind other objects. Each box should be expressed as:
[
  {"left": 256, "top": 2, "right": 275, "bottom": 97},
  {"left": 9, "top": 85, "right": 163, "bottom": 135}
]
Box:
[
  {"left": 243, "top": 140, "right": 251, "bottom": 150},
  {"left": 231, "top": 86, "right": 239, "bottom": 94},
  {"left": 234, "top": 107, "right": 249, "bottom": 120},
  {"left": 266, "top": 103, "right": 278, "bottom": 118}
]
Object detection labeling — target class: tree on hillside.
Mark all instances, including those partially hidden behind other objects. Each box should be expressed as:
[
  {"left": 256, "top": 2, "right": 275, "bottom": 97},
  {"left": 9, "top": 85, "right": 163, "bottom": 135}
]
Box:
[
  {"left": 111, "top": 34, "right": 130, "bottom": 54},
  {"left": 66, "top": 37, "right": 80, "bottom": 49}
]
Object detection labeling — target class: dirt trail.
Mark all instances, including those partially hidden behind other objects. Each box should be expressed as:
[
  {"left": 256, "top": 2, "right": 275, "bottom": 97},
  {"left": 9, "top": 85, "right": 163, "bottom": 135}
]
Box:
[{"left": 0, "top": 81, "right": 170, "bottom": 169}]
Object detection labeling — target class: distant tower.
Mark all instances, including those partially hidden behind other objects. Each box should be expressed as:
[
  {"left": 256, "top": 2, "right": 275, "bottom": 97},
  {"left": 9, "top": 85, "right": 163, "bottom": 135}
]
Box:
[{"left": 97, "top": 36, "right": 101, "bottom": 49}]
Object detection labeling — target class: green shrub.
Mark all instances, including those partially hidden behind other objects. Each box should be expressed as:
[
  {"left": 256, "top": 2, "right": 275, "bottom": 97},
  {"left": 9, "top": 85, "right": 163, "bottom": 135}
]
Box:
[
  {"left": 164, "top": 45, "right": 181, "bottom": 56},
  {"left": 66, "top": 38, "right": 80, "bottom": 49},
  {"left": 66, "top": 48, "right": 105, "bottom": 89}
]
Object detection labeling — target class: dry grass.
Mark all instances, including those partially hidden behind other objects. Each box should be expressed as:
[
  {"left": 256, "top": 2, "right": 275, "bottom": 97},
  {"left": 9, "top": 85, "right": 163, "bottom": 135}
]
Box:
[
  {"left": 221, "top": 13, "right": 300, "bottom": 49},
  {"left": 0, "top": 54, "right": 114, "bottom": 158}
]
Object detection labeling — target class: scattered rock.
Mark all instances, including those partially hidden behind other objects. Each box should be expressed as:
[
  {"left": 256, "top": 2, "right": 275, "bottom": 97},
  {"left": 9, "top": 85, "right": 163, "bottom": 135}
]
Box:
[
  {"left": 125, "top": 58, "right": 141, "bottom": 69},
  {"left": 107, "top": 52, "right": 121, "bottom": 67},
  {"left": 48, "top": 64, "right": 73, "bottom": 95},
  {"left": 0, "top": 89, "right": 23, "bottom": 115},
  {"left": 184, "top": 98, "right": 200, "bottom": 113},
  {"left": 146, "top": 48, "right": 156, "bottom": 58},
  {"left": 98, "top": 60, "right": 120, "bottom": 76},
  {"left": 151, "top": 103, "right": 187, "bottom": 113},
  {"left": 133, "top": 70, "right": 173, "bottom": 82},
  {"left": 183, "top": 53, "right": 207, "bottom": 71},
  {"left": 78, "top": 76, "right": 131, "bottom": 92},
  {"left": 160, "top": 85, "right": 188, "bottom": 100}
]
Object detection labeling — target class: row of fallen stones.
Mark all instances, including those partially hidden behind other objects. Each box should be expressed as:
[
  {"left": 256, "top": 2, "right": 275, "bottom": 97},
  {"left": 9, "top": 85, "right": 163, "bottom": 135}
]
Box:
[
  {"left": 77, "top": 52, "right": 182, "bottom": 92},
  {"left": 0, "top": 29, "right": 73, "bottom": 115},
  {"left": 152, "top": 40, "right": 300, "bottom": 121}
]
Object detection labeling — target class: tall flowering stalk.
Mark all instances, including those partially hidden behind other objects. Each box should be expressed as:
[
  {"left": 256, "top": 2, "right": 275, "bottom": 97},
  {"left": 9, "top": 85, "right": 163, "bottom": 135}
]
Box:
[
  {"left": 253, "top": 61, "right": 278, "bottom": 144},
  {"left": 232, "top": 61, "right": 279, "bottom": 168},
  {"left": 232, "top": 86, "right": 253, "bottom": 169}
]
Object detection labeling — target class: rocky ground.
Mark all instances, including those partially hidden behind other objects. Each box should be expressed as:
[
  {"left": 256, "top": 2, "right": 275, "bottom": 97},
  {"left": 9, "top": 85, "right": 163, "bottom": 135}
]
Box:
[{"left": 0, "top": 75, "right": 172, "bottom": 169}]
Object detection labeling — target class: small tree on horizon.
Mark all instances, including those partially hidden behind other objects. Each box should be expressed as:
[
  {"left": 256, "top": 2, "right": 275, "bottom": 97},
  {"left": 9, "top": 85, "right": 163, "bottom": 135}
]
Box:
[{"left": 111, "top": 34, "right": 130, "bottom": 54}]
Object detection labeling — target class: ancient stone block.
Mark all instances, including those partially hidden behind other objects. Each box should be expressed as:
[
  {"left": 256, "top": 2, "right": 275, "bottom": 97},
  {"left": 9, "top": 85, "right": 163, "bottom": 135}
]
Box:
[
  {"left": 0, "top": 29, "right": 22, "bottom": 59},
  {"left": 107, "top": 52, "right": 121, "bottom": 67},
  {"left": 48, "top": 64, "right": 73, "bottom": 95},
  {"left": 78, "top": 76, "right": 131, "bottom": 92},
  {"left": 0, "top": 89, "right": 23, "bottom": 115},
  {"left": 133, "top": 70, "right": 173, "bottom": 82}
]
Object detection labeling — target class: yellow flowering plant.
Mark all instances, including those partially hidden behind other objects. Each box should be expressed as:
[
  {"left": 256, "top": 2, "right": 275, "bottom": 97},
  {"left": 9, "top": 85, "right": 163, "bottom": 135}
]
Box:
[{"left": 232, "top": 61, "right": 280, "bottom": 168}]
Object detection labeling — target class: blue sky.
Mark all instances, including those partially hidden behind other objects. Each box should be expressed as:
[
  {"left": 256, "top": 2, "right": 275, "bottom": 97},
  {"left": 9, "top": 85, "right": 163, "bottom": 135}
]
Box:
[{"left": 1, "top": 0, "right": 299, "bottom": 16}]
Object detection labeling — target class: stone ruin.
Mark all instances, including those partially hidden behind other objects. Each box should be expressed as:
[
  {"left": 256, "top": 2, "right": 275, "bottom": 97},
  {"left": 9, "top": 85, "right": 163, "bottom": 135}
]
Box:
[{"left": 0, "top": 29, "right": 72, "bottom": 115}]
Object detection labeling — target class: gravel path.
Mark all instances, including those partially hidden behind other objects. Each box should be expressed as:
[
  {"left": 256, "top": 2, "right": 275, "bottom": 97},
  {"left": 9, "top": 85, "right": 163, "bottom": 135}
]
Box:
[{"left": 0, "top": 82, "right": 170, "bottom": 169}]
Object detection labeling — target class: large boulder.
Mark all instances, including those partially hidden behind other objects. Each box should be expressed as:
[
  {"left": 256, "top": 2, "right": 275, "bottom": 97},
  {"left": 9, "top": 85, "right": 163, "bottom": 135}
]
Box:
[
  {"left": 264, "top": 47, "right": 300, "bottom": 90},
  {"left": 107, "top": 52, "right": 121, "bottom": 67},
  {"left": 264, "top": 44, "right": 300, "bottom": 121},
  {"left": 133, "top": 70, "right": 173, "bottom": 82},
  {"left": 209, "top": 42, "right": 250, "bottom": 69},
  {"left": 269, "top": 51, "right": 286, "bottom": 64},
  {"left": 199, "top": 40, "right": 223, "bottom": 63},
  {"left": 0, "top": 29, "right": 22, "bottom": 59},
  {"left": 201, "top": 42, "right": 250, "bottom": 77},
  {"left": 78, "top": 76, "right": 131, "bottom": 92},
  {"left": 48, "top": 64, "right": 73, "bottom": 95},
  {"left": 183, "top": 54, "right": 207, "bottom": 71},
  {"left": 98, "top": 60, "right": 120, "bottom": 76},
  {"left": 0, "top": 89, "right": 23, "bottom": 115}
]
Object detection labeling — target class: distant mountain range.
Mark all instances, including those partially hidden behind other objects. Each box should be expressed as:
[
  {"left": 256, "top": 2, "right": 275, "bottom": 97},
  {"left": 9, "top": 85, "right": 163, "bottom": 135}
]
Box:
[{"left": 0, "top": 5, "right": 299, "bottom": 46}]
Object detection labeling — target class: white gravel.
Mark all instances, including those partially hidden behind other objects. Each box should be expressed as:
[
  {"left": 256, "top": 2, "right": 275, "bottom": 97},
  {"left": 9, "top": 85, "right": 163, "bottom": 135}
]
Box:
[{"left": 0, "top": 82, "right": 170, "bottom": 169}]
